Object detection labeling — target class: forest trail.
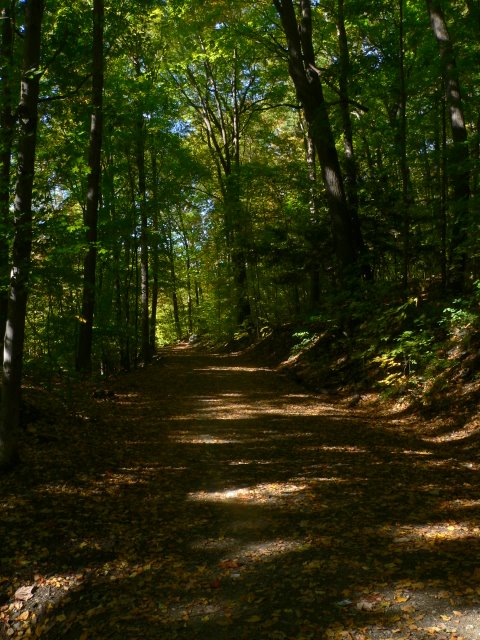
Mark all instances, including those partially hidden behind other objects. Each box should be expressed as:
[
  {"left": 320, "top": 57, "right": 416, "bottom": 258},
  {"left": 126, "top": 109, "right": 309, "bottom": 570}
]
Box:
[{"left": 2, "top": 344, "right": 480, "bottom": 640}]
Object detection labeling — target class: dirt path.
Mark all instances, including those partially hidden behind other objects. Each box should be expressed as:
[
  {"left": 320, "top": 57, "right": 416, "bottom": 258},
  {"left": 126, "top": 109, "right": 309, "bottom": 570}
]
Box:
[{"left": 2, "top": 344, "right": 480, "bottom": 639}]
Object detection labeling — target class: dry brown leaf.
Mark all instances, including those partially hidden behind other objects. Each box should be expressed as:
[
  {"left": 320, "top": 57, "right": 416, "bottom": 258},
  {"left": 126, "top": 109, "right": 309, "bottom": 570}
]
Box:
[{"left": 14, "top": 585, "right": 36, "bottom": 602}]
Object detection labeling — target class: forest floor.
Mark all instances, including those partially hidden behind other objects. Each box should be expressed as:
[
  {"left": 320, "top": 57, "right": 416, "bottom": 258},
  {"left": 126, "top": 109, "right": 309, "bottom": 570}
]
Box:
[{"left": 2, "top": 343, "right": 480, "bottom": 639}]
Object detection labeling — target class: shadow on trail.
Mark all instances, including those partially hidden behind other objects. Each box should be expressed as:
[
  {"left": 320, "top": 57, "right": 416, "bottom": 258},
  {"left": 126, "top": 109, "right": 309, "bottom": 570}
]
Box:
[{"left": 1, "top": 345, "right": 480, "bottom": 639}]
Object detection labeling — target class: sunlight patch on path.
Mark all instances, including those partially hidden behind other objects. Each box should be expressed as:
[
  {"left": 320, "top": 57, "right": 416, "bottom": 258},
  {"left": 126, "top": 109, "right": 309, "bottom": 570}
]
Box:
[
  {"left": 188, "top": 481, "right": 307, "bottom": 505},
  {"left": 391, "top": 522, "right": 480, "bottom": 547},
  {"left": 170, "top": 431, "right": 242, "bottom": 444},
  {"left": 169, "top": 393, "right": 342, "bottom": 421},
  {"left": 194, "top": 366, "right": 271, "bottom": 373}
]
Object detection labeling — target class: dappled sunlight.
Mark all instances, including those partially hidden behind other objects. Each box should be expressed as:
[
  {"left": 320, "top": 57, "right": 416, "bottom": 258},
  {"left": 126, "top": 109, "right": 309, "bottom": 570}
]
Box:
[
  {"left": 423, "top": 419, "right": 480, "bottom": 443},
  {"left": 440, "top": 498, "right": 480, "bottom": 511},
  {"left": 240, "top": 538, "right": 306, "bottom": 559},
  {"left": 304, "top": 444, "right": 368, "bottom": 453},
  {"left": 188, "top": 481, "right": 307, "bottom": 505},
  {"left": 400, "top": 448, "right": 433, "bottom": 456},
  {"left": 194, "top": 366, "right": 271, "bottom": 374},
  {"left": 5, "top": 347, "right": 480, "bottom": 640},
  {"left": 392, "top": 522, "right": 480, "bottom": 546},
  {"left": 305, "top": 476, "right": 359, "bottom": 483},
  {"left": 170, "top": 431, "right": 242, "bottom": 444},
  {"left": 228, "top": 459, "right": 275, "bottom": 466},
  {"left": 169, "top": 390, "right": 343, "bottom": 422},
  {"left": 190, "top": 536, "right": 306, "bottom": 562},
  {"left": 343, "top": 584, "right": 480, "bottom": 640},
  {"left": 169, "top": 428, "right": 317, "bottom": 444}
]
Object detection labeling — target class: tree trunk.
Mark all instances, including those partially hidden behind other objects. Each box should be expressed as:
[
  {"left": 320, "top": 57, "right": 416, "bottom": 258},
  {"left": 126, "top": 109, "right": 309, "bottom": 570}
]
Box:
[
  {"left": 230, "top": 49, "right": 251, "bottom": 327},
  {"left": 274, "top": 0, "right": 358, "bottom": 276},
  {"left": 440, "top": 95, "right": 448, "bottom": 289},
  {"left": 0, "top": 0, "right": 44, "bottom": 470},
  {"left": 166, "top": 225, "right": 181, "bottom": 340},
  {"left": 178, "top": 208, "right": 194, "bottom": 335},
  {"left": 399, "top": 0, "right": 410, "bottom": 290},
  {"left": 299, "top": 118, "right": 320, "bottom": 307},
  {"left": 149, "top": 152, "right": 159, "bottom": 356},
  {"left": 0, "top": 1, "right": 14, "bottom": 366},
  {"left": 136, "top": 113, "right": 150, "bottom": 363},
  {"left": 76, "top": 0, "right": 104, "bottom": 373},
  {"left": 426, "top": 0, "right": 470, "bottom": 289},
  {"left": 337, "top": 0, "right": 372, "bottom": 281}
]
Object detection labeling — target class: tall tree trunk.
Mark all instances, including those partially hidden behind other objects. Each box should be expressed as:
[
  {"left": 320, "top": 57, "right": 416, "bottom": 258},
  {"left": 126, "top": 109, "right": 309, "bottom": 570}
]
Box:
[
  {"left": 149, "top": 152, "right": 159, "bottom": 356},
  {"left": 226, "top": 170, "right": 251, "bottom": 327},
  {"left": 0, "top": 0, "right": 44, "bottom": 470},
  {"left": 231, "top": 49, "right": 251, "bottom": 327},
  {"left": 274, "top": 0, "right": 358, "bottom": 276},
  {"left": 299, "top": 118, "right": 320, "bottom": 307},
  {"left": 0, "top": 1, "right": 14, "bottom": 366},
  {"left": 165, "top": 224, "right": 181, "bottom": 340},
  {"left": 426, "top": 0, "right": 470, "bottom": 289},
  {"left": 178, "top": 208, "right": 194, "bottom": 335},
  {"left": 135, "top": 113, "right": 150, "bottom": 363},
  {"left": 399, "top": 0, "right": 411, "bottom": 290},
  {"left": 337, "top": 0, "right": 372, "bottom": 281},
  {"left": 440, "top": 95, "right": 448, "bottom": 289},
  {"left": 76, "top": 0, "right": 104, "bottom": 372}
]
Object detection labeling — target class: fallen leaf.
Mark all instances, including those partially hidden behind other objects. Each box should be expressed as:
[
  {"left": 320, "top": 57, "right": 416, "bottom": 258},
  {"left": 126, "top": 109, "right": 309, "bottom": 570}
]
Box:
[
  {"left": 247, "top": 615, "right": 262, "bottom": 623},
  {"left": 219, "top": 559, "right": 242, "bottom": 569},
  {"left": 356, "top": 600, "right": 374, "bottom": 611},
  {"left": 394, "top": 594, "right": 410, "bottom": 603},
  {"left": 14, "top": 586, "right": 36, "bottom": 602},
  {"left": 209, "top": 578, "right": 221, "bottom": 589}
]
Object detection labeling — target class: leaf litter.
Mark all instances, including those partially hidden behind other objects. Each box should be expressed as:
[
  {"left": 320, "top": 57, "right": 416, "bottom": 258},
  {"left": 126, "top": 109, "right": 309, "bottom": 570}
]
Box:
[{"left": 1, "top": 343, "right": 480, "bottom": 639}]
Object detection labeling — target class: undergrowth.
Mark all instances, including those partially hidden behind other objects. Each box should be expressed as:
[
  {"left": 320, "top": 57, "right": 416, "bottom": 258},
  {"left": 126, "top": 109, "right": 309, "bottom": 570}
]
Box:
[{"left": 253, "top": 281, "right": 480, "bottom": 415}]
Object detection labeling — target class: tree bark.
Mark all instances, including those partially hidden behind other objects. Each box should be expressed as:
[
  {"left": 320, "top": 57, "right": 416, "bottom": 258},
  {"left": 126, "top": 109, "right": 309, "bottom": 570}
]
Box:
[
  {"left": 0, "top": 0, "right": 44, "bottom": 470},
  {"left": 149, "top": 152, "right": 160, "bottom": 356},
  {"left": 76, "top": 0, "right": 104, "bottom": 372},
  {"left": 426, "top": 0, "right": 470, "bottom": 289},
  {"left": 167, "top": 226, "right": 181, "bottom": 340},
  {"left": 0, "top": 1, "right": 14, "bottom": 366},
  {"left": 274, "top": 0, "right": 358, "bottom": 275},
  {"left": 136, "top": 113, "right": 150, "bottom": 363},
  {"left": 337, "top": 0, "right": 372, "bottom": 281},
  {"left": 399, "top": 0, "right": 410, "bottom": 290},
  {"left": 178, "top": 208, "right": 194, "bottom": 335},
  {"left": 299, "top": 117, "right": 321, "bottom": 307}
]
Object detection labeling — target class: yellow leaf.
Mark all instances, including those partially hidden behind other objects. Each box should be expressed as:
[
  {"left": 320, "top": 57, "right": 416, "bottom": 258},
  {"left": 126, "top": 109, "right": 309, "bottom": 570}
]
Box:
[
  {"left": 401, "top": 604, "right": 416, "bottom": 613},
  {"left": 440, "top": 614, "right": 451, "bottom": 621},
  {"left": 247, "top": 615, "right": 262, "bottom": 623},
  {"left": 56, "top": 614, "right": 67, "bottom": 622},
  {"left": 18, "top": 611, "right": 30, "bottom": 621},
  {"left": 395, "top": 595, "right": 409, "bottom": 603}
]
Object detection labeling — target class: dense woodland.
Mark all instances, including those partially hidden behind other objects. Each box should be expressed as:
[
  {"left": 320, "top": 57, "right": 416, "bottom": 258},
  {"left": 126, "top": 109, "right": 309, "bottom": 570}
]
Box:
[{"left": 0, "top": 0, "right": 479, "bottom": 469}]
